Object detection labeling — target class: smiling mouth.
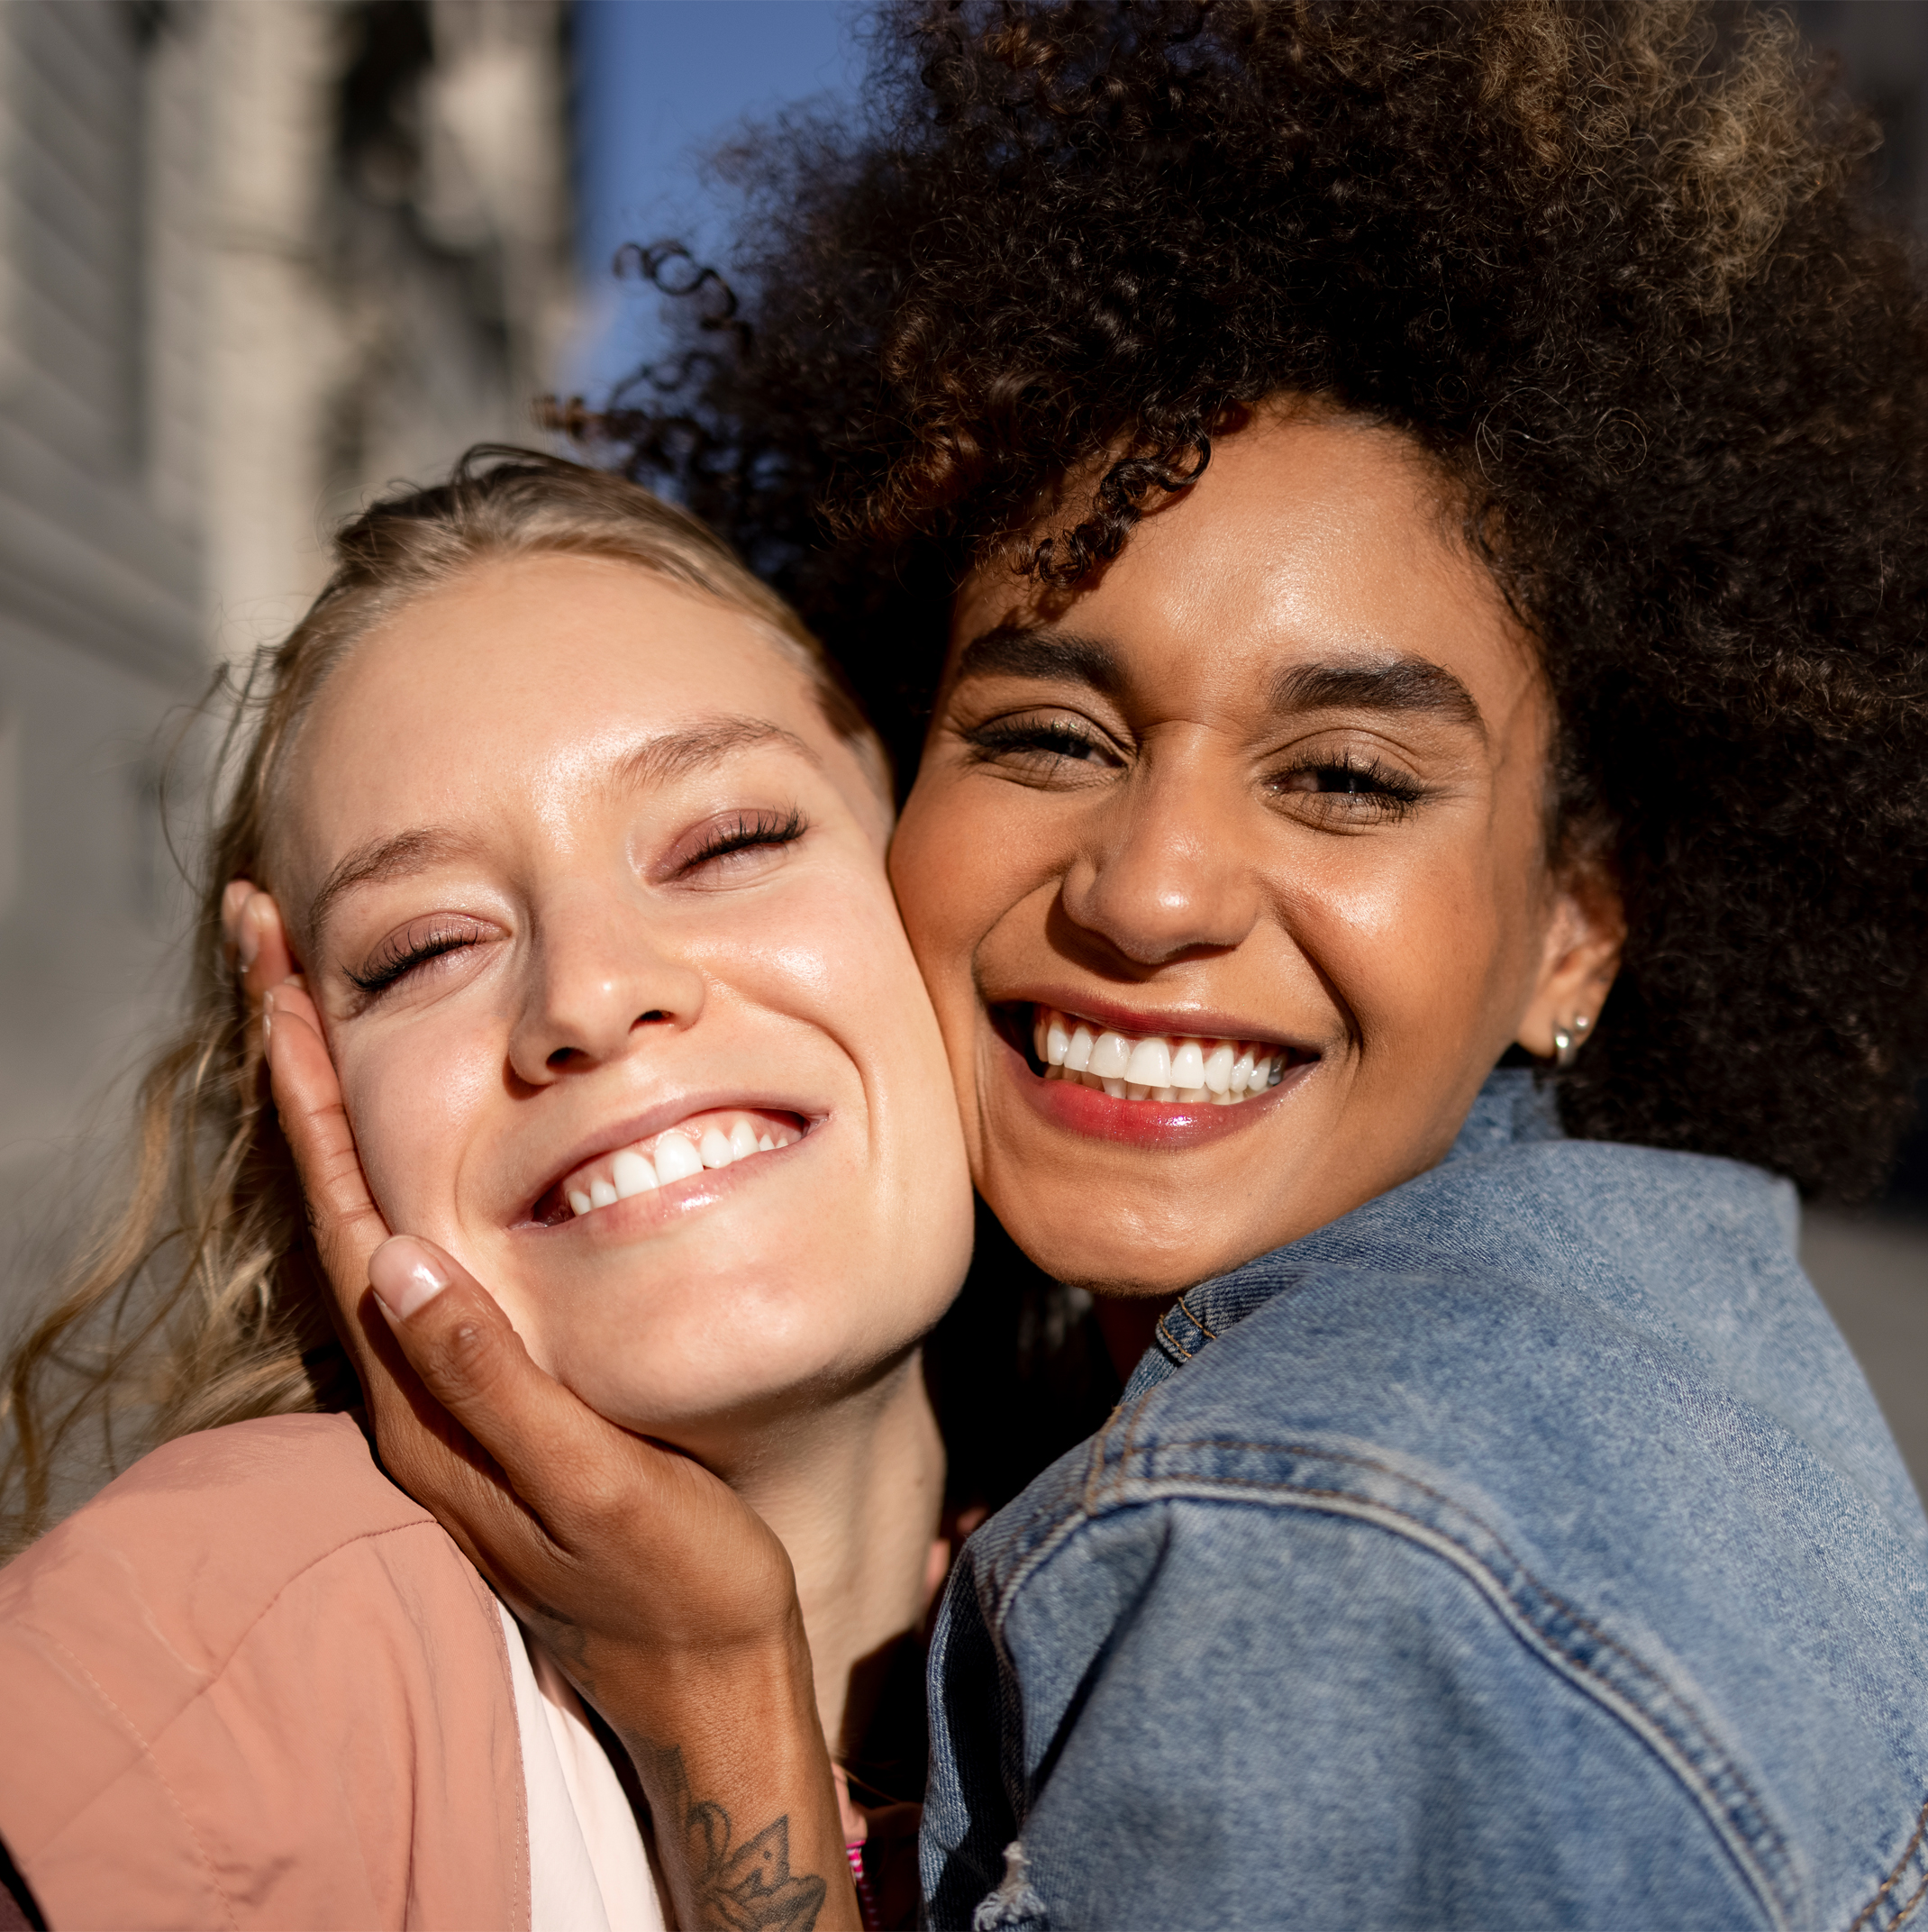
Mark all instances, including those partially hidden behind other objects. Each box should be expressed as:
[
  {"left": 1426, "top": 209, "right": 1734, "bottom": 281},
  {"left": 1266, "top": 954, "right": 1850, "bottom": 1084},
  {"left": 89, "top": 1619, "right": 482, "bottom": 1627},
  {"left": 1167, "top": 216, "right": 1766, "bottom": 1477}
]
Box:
[
  {"left": 1001, "top": 1004, "right": 1312, "bottom": 1104},
  {"left": 530, "top": 1107, "right": 809, "bottom": 1226}
]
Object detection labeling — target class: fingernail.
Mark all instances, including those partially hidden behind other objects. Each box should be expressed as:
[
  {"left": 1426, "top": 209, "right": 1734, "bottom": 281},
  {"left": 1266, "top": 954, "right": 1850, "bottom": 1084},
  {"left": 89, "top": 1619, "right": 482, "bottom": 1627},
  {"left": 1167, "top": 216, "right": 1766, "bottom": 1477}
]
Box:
[
  {"left": 368, "top": 1238, "right": 450, "bottom": 1321},
  {"left": 237, "top": 909, "right": 259, "bottom": 972}
]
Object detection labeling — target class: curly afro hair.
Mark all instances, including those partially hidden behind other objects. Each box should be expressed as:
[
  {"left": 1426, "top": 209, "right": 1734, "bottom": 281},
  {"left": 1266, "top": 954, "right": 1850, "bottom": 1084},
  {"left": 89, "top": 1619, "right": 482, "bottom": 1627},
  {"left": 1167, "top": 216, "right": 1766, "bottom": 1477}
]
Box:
[{"left": 585, "top": 0, "right": 1928, "bottom": 1201}]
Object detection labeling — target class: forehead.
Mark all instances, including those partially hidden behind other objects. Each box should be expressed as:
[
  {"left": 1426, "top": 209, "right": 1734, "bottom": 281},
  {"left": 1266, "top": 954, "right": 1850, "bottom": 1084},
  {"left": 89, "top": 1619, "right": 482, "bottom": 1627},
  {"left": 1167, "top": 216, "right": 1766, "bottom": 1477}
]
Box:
[
  {"left": 285, "top": 553, "right": 832, "bottom": 872},
  {"left": 950, "top": 413, "right": 1532, "bottom": 708}
]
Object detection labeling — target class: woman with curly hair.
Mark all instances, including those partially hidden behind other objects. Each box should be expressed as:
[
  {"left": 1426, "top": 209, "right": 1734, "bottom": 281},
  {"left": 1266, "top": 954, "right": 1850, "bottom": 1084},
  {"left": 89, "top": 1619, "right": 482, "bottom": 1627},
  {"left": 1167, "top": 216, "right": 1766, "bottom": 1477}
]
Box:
[{"left": 259, "top": 0, "right": 1928, "bottom": 1926}]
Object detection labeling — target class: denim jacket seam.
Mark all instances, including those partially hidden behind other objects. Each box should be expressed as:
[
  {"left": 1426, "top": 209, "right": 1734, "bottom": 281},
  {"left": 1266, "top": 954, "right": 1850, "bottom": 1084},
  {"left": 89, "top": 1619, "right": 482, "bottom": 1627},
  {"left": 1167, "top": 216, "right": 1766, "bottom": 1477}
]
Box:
[
  {"left": 1847, "top": 1794, "right": 1928, "bottom": 1932},
  {"left": 1180, "top": 1290, "right": 1218, "bottom": 1341},
  {"left": 1152, "top": 1308, "right": 1195, "bottom": 1362},
  {"left": 990, "top": 1437, "right": 1798, "bottom": 1932}
]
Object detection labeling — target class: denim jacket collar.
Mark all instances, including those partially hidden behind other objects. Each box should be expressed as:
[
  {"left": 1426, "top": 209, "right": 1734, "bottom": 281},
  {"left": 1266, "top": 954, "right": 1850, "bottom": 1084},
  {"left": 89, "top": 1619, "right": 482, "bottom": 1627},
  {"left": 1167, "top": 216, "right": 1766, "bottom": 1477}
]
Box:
[{"left": 1129, "top": 1066, "right": 1562, "bottom": 1399}]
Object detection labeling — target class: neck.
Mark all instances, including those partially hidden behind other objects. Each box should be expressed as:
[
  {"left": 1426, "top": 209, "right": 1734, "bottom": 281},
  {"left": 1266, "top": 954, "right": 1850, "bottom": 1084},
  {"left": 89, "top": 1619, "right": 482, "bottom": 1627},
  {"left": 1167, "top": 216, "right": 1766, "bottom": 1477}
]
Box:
[
  {"left": 1096, "top": 1295, "right": 1169, "bottom": 1382},
  {"left": 713, "top": 1351, "right": 944, "bottom": 1759}
]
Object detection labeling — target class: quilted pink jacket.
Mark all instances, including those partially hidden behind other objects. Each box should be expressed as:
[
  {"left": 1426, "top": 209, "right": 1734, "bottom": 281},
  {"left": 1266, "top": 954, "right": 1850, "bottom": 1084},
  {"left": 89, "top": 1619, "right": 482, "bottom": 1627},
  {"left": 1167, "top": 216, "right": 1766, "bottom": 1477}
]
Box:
[{"left": 0, "top": 1411, "right": 531, "bottom": 1930}]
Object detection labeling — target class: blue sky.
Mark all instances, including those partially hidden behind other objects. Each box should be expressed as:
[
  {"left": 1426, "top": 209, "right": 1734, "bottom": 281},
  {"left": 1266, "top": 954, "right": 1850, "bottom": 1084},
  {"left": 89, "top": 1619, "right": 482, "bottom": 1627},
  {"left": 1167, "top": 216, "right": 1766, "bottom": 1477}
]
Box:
[{"left": 569, "top": 0, "right": 868, "bottom": 396}]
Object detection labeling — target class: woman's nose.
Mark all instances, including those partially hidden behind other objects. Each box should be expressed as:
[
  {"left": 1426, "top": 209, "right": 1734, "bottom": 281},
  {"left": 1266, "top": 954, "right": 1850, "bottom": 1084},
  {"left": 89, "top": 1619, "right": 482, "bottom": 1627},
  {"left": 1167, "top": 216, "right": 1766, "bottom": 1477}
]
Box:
[
  {"left": 506, "top": 896, "right": 706, "bottom": 1086},
  {"left": 1057, "top": 754, "right": 1262, "bottom": 966}
]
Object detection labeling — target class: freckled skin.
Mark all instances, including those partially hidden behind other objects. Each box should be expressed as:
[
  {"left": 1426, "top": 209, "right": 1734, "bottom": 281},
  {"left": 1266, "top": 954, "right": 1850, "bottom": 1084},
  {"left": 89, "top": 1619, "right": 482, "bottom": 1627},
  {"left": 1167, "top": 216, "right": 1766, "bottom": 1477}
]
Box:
[
  {"left": 890, "top": 409, "right": 1622, "bottom": 1302},
  {"left": 280, "top": 553, "right": 973, "bottom": 1461}
]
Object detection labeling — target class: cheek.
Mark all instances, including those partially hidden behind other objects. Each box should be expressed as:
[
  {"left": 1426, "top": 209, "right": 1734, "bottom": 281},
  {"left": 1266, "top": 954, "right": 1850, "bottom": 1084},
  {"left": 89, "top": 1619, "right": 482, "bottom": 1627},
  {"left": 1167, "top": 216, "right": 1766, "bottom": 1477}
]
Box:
[
  {"left": 332, "top": 1016, "right": 502, "bottom": 1235},
  {"left": 891, "top": 778, "right": 1005, "bottom": 993},
  {"left": 694, "top": 865, "right": 954, "bottom": 1089},
  {"left": 1288, "top": 834, "right": 1515, "bottom": 1039}
]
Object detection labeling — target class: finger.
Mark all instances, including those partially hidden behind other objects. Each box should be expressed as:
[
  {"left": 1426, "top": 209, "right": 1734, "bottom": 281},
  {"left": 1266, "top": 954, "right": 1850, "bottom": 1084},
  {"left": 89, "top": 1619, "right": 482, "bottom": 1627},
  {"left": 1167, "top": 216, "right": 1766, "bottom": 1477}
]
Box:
[
  {"left": 367, "top": 1235, "right": 684, "bottom": 1530},
  {"left": 221, "top": 879, "right": 253, "bottom": 968},
  {"left": 238, "top": 890, "right": 296, "bottom": 1016},
  {"left": 264, "top": 980, "right": 391, "bottom": 1303}
]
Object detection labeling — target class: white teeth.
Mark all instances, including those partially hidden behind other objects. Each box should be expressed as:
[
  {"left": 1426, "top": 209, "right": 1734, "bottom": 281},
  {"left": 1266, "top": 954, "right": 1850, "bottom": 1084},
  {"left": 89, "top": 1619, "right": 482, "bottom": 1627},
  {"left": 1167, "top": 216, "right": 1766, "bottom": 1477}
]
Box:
[
  {"left": 1032, "top": 1008, "right": 1296, "bottom": 1112},
  {"left": 560, "top": 1114, "right": 800, "bottom": 1220},
  {"left": 653, "top": 1133, "right": 705, "bottom": 1183},
  {"left": 612, "top": 1149, "right": 658, "bottom": 1198}
]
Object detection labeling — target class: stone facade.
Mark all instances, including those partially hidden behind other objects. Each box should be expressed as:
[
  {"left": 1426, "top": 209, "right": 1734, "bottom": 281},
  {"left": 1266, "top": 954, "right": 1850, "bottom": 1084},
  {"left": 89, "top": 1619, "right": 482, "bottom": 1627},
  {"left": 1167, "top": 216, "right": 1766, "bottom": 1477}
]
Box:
[{"left": 0, "top": 0, "right": 570, "bottom": 1311}]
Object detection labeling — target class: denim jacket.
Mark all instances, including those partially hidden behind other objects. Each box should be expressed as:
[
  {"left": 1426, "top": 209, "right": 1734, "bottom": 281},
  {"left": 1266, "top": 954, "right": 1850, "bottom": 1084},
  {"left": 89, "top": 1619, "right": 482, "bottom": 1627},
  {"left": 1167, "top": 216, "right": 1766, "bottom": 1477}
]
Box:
[{"left": 923, "top": 1071, "right": 1928, "bottom": 1931}]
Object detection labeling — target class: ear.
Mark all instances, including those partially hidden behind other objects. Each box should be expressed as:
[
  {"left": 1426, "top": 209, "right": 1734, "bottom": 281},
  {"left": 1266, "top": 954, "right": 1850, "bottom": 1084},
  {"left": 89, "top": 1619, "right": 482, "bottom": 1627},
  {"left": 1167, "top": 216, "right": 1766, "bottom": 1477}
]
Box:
[{"left": 1514, "top": 857, "right": 1624, "bottom": 1063}]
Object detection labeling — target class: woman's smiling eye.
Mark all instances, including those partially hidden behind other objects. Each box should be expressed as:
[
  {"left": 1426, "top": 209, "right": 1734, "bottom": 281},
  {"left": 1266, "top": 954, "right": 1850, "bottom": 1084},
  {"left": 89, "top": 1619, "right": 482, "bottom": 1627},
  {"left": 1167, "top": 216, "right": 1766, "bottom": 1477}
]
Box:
[
  {"left": 675, "top": 805, "right": 807, "bottom": 876},
  {"left": 959, "top": 714, "right": 1119, "bottom": 777},
  {"left": 1270, "top": 752, "right": 1426, "bottom": 822},
  {"left": 346, "top": 916, "right": 496, "bottom": 996}
]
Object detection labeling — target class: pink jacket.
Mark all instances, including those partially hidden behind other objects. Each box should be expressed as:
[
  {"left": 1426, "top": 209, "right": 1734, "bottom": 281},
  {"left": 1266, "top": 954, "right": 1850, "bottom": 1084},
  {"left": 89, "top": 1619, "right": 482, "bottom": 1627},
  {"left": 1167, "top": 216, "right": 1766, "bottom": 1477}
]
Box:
[{"left": 0, "top": 1412, "right": 531, "bottom": 1930}]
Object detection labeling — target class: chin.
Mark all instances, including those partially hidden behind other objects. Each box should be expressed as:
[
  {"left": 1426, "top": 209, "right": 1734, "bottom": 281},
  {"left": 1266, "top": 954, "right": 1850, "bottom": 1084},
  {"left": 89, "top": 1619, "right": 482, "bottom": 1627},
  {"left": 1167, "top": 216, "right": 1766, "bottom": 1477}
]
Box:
[{"left": 544, "top": 1281, "right": 915, "bottom": 1433}]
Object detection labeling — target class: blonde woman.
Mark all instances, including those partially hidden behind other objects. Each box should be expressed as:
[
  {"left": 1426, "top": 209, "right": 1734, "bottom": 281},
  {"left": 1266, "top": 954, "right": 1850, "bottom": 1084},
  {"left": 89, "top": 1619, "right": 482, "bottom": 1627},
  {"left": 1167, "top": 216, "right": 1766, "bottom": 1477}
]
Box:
[{"left": 0, "top": 451, "right": 968, "bottom": 1931}]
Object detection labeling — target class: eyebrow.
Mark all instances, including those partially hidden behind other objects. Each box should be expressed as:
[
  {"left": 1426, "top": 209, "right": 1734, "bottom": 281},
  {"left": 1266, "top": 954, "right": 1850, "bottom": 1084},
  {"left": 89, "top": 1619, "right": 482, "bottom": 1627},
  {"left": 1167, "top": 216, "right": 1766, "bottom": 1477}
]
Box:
[
  {"left": 954, "top": 624, "right": 1486, "bottom": 738},
  {"left": 601, "top": 716, "right": 818, "bottom": 795},
  {"left": 952, "top": 625, "right": 1124, "bottom": 697},
  {"left": 1269, "top": 660, "right": 1486, "bottom": 737},
  {"left": 305, "top": 715, "right": 816, "bottom": 949}
]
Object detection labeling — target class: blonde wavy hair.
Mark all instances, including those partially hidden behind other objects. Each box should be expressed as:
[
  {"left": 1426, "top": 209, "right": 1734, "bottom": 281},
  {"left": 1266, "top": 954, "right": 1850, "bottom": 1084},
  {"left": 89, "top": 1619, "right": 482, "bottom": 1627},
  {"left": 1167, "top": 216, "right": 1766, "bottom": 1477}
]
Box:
[{"left": 0, "top": 448, "right": 877, "bottom": 1554}]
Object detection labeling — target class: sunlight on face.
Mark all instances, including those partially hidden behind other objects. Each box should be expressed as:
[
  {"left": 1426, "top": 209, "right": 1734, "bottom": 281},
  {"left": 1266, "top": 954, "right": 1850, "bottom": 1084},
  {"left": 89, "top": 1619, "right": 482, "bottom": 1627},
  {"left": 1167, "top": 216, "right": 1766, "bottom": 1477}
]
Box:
[
  {"left": 892, "top": 407, "right": 1619, "bottom": 1299},
  {"left": 281, "top": 552, "right": 973, "bottom": 1452}
]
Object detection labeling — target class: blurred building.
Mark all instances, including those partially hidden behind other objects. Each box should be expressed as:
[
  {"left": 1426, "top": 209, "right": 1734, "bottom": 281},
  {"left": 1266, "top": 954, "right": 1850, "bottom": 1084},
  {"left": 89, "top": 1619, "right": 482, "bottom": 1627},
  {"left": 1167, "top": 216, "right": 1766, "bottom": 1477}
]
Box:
[{"left": 0, "top": 0, "right": 572, "bottom": 1293}]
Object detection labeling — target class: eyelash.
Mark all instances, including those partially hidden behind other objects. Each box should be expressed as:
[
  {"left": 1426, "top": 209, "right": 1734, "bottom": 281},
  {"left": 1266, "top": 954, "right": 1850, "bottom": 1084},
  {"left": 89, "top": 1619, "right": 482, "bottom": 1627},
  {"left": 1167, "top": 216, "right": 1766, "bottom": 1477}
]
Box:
[
  {"left": 1270, "top": 752, "right": 1426, "bottom": 818},
  {"left": 678, "top": 806, "right": 807, "bottom": 871},
  {"left": 961, "top": 719, "right": 1425, "bottom": 816},
  {"left": 347, "top": 919, "right": 491, "bottom": 996},
  {"left": 960, "top": 718, "right": 1113, "bottom": 767}
]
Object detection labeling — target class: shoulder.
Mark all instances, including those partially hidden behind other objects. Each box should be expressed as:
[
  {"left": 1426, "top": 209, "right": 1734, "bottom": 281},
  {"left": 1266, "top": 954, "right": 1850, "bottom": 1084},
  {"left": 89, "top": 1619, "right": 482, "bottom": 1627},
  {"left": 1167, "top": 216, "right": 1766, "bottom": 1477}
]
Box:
[
  {"left": 0, "top": 1411, "right": 460, "bottom": 1676},
  {"left": 934, "top": 1144, "right": 1928, "bottom": 1931},
  {"left": 0, "top": 1413, "right": 527, "bottom": 1931},
  {"left": 930, "top": 1496, "right": 1769, "bottom": 1931}
]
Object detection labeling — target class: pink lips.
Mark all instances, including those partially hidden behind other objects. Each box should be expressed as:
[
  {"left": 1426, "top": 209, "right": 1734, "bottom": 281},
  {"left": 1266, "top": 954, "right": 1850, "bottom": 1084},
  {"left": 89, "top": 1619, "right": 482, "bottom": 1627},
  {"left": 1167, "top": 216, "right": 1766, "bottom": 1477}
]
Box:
[{"left": 998, "top": 1028, "right": 1313, "bottom": 1149}]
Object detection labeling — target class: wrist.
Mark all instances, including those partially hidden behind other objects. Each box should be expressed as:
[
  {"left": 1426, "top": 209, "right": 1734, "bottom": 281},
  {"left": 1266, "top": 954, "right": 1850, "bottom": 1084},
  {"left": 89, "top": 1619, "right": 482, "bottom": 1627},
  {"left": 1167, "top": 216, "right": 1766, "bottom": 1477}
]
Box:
[{"left": 601, "top": 1621, "right": 823, "bottom": 1760}]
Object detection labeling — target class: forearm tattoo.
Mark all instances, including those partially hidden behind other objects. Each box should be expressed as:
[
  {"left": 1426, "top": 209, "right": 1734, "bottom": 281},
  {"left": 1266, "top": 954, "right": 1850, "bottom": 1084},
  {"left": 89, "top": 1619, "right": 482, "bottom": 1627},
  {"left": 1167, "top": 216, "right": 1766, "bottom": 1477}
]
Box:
[{"left": 636, "top": 1737, "right": 828, "bottom": 1932}]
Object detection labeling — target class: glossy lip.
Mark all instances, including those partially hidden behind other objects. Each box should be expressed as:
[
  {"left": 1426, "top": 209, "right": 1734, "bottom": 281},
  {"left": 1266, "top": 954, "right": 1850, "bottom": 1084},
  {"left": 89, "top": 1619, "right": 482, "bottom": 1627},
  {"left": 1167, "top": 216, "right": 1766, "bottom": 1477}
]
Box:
[
  {"left": 513, "top": 1088, "right": 823, "bottom": 1226},
  {"left": 992, "top": 1028, "right": 1315, "bottom": 1151},
  {"left": 1002, "top": 987, "right": 1305, "bottom": 1053}
]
